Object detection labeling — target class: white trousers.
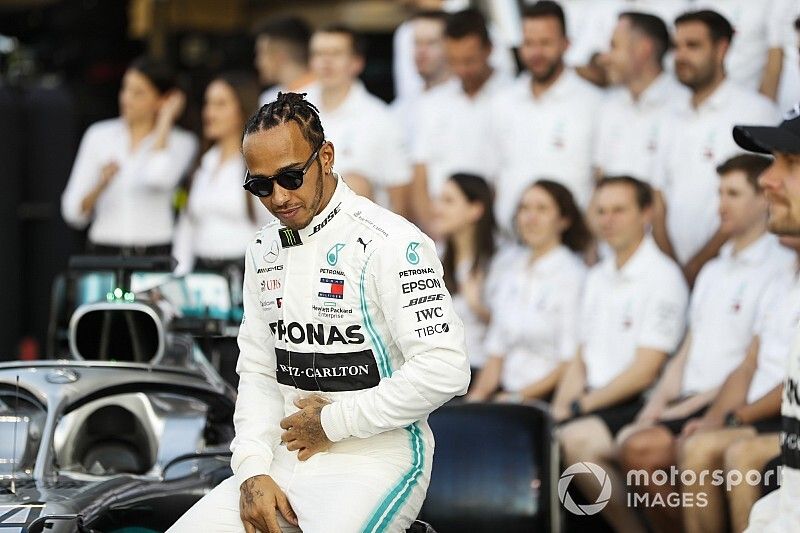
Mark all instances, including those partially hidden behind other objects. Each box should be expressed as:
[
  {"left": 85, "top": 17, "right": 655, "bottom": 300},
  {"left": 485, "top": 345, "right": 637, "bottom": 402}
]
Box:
[{"left": 169, "top": 425, "right": 432, "bottom": 533}]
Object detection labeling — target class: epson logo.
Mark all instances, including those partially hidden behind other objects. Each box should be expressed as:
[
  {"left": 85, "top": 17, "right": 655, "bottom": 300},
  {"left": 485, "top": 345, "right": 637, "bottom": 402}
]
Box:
[
  {"left": 269, "top": 320, "right": 364, "bottom": 345},
  {"left": 309, "top": 204, "right": 341, "bottom": 235},
  {"left": 401, "top": 278, "right": 442, "bottom": 294},
  {"left": 414, "top": 306, "right": 444, "bottom": 322},
  {"left": 402, "top": 294, "right": 445, "bottom": 308},
  {"left": 258, "top": 265, "right": 284, "bottom": 274}
]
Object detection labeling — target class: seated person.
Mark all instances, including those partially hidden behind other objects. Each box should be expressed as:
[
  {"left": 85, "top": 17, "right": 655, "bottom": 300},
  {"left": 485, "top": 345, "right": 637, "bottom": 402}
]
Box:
[
  {"left": 467, "top": 180, "right": 589, "bottom": 402},
  {"left": 551, "top": 176, "right": 689, "bottom": 533},
  {"left": 676, "top": 238, "right": 800, "bottom": 533},
  {"left": 618, "top": 154, "right": 794, "bottom": 533},
  {"left": 432, "top": 173, "right": 499, "bottom": 377}
]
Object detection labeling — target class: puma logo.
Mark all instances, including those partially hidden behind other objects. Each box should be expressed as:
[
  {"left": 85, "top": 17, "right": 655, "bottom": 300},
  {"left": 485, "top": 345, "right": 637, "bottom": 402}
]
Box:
[{"left": 357, "top": 237, "right": 372, "bottom": 252}]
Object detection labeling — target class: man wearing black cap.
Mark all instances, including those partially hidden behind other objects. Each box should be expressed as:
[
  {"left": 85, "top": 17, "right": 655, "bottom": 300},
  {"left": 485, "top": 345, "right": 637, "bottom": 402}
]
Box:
[{"left": 734, "top": 107, "right": 800, "bottom": 531}]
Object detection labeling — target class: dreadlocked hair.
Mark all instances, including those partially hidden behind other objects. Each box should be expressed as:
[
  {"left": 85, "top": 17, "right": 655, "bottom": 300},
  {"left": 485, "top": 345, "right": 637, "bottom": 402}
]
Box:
[{"left": 244, "top": 92, "right": 325, "bottom": 149}]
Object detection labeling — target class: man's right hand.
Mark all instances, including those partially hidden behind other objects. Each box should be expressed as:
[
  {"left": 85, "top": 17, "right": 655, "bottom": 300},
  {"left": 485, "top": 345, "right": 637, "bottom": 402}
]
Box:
[{"left": 239, "top": 475, "right": 298, "bottom": 533}]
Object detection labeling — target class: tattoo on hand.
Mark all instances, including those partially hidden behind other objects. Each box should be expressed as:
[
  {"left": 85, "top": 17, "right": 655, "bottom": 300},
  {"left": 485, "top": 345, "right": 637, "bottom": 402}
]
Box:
[{"left": 242, "top": 478, "right": 263, "bottom": 508}]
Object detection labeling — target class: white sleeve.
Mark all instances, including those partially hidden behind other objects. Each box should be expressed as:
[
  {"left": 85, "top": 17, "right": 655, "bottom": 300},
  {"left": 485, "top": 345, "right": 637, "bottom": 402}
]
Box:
[
  {"left": 636, "top": 267, "right": 689, "bottom": 353},
  {"left": 558, "top": 269, "right": 585, "bottom": 361},
  {"left": 138, "top": 129, "right": 198, "bottom": 191},
  {"left": 371, "top": 112, "right": 411, "bottom": 188},
  {"left": 320, "top": 235, "right": 471, "bottom": 441},
  {"left": 171, "top": 212, "right": 194, "bottom": 277},
  {"left": 61, "top": 125, "right": 103, "bottom": 229},
  {"left": 229, "top": 242, "right": 285, "bottom": 486}
]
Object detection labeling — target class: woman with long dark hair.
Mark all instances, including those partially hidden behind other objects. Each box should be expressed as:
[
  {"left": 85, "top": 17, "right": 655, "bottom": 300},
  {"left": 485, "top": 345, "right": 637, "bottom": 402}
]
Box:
[
  {"left": 173, "top": 72, "right": 271, "bottom": 276},
  {"left": 468, "top": 179, "right": 590, "bottom": 402},
  {"left": 433, "top": 173, "right": 498, "bottom": 373},
  {"left": 61, "top": 56, "right": 197, "bottom": 254}
]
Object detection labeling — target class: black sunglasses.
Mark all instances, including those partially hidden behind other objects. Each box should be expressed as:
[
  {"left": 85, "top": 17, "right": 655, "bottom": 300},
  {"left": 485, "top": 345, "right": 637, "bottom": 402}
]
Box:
[{"left": 243, "top": 143, "right": 323, "bottom": 197}]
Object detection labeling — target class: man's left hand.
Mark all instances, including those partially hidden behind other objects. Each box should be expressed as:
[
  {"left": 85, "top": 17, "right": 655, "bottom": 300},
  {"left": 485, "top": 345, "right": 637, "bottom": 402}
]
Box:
[{"left": 280, "top": 395, "right": 334, "bottom": 461}]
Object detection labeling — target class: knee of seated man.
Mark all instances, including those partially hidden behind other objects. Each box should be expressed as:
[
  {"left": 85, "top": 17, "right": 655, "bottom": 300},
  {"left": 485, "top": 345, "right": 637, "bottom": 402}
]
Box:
[
  {"left": 679, "top": 431, "right": 724, "bottom": 469},
  {"left": 558, "top": 418, "right": 609, "bottom": 459},
  {"left": 723, "top": 436, "right": 765, "bottom": 472},
  {"left": 621, "top": 426, "right": 672, "bottom": 470}
]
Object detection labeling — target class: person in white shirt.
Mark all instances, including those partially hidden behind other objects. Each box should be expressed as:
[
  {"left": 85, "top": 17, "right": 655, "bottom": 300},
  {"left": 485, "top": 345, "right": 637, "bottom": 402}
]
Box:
[
  {"left": 656, "top": 10, "right": 777, "bottom": 284},
  {"left": 490, "top": 1, "right": 603, "bottom": 235},
  {"left": 693, "top": 0, "right": 786, "bottom": 98},
  {"left": 61, "top": 56, "right": 197, "bottom": 254},
  {"left": 467, "top": 180, "right": 589, "bottom": 402},
  {"left": 173, "top": 72, "right": 272, "bottom": 278},
  {"left": 552, "top": 176, "right": 688, "bottom": 533},
  {"left": 309, "top": 25, "right": 411, "bottom": 216},
  {"left": 391, "top": 10, "right": 451, "bottom": 154},
  {"left": 618, "top": 154, "right": 793, "bottom": 533},
  {"left": 560, "top": 0, "right": 691, "bottom": 85},
  {"left": 596, "top": 11, "right": 687, "bottom": 181},
  {"left": 431, "top": 173, "right": 498, "bottom": 375},
  {"left": 733, "top": 103, "right": 800, "bottom": 533},
  {"left": 392, "top": 0, "right": 515, "bottom": 103},
  {"left": 411, "top": 8, "right": 511, "bottom": 233},
  {"left": 678, "top": 242, "right": 799, "bottom": 533},
  {"left": 254, "top": 17, "right": 317, "bottom": 107}
]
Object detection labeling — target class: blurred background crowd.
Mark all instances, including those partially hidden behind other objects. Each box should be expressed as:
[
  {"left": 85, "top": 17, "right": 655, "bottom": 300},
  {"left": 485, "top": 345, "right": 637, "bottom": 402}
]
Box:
[{"left": 3, "top": 0, "right": 800, "bottom": 530}]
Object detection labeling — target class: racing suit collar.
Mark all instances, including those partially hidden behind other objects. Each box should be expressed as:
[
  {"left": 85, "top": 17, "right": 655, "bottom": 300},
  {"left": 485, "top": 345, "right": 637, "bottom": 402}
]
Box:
[{"left": 297, "top": 175, "right": 353, "bottom": 242}]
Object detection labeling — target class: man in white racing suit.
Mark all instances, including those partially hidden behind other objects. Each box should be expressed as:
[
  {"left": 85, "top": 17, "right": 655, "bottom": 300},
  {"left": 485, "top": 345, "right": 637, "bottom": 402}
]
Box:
[
  {"left": 735, "top": 107, "right": 800, "bottom": 531},
  {"left": 169, "top": 92, "right": 470, "bottom": 533}
]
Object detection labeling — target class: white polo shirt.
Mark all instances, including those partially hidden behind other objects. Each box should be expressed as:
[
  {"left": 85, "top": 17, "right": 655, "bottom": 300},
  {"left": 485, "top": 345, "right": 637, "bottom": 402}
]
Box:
[
  {"left": 580, "top": 236, "right": 688, "bottom": 390},
  {"left": 655, "top": 80, "right": 777, "bottom": 264},
  {"left": 694, "top": 0, "right": 786, "bottom": 91},
  {"left": 413, "top": 71, "right": 512, "bottom": 197},
  {"left": 311, "top": 81, "right": 411, "bottom": 209},
  {"left": 594, "top": 73, "right": 688, "bottom": 182},
  {"left": 490, "top": 69, "right": 603, "bottom": 234},
  {"left": 172, "top": 147, "right": 273, "bottom": 274},
  {"left": 748, "top": 261, "right": 800, "bottom": 403},
  {"left": 484, "top": 245, "right": 586, "bottom": 392},
  {"left": 681, "top": 234, "right": 796, "bottom": 395},
  {"left": 61, "top": 117, "right": 198, "bottom": 246}
]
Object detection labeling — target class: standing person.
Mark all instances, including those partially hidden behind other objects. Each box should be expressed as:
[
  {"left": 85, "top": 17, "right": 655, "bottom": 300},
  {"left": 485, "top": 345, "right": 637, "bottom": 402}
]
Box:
[
  {"left": 61, "top": 56, "right": 197, "bottom": 255},
  {"left": 172, "top": 72, "right": 272, "bottom": 279},
  {"left": 595, "top": 11, "right": 688, "bottom": 181},
  {"left": 467, "top": 180, "right": 589, "bottom": 402},
  {"left": 693, "top": 0, "right": 786, "bottom": 98},
  {"left": 432, "top": 173, "right": 497, "bottom": 375},
  {"left": 552, "top": 176, "right": 688, "bottom": 533},
  {"left": 254, "top": 17, "right": 316, "bottom": 106},
  {"left": 490, "top": 0, "right": 603, "bottom": 235},
  {"left": 392, "top": 0, "right": 516, "bottom": 103},
  {"left": 392, "top": 9, "right": 452, "bottom": 151},
  {"left": 656, "top": 10, "right": 777, "bottom": 283},
  {"left": 169, "top": 92, "right": 469, "bottom": 533},
  {"left": 618, "top": 154, "right": 793, "bottom": 533},
  {"left": 309, "top": 25, "right": 411, "bottom": 216},
  {"left": 411, "top": 8, "right": 511, "bottom": 233},
  {"left": 734, "top": 107, "right": 800, "bottom": 532}
]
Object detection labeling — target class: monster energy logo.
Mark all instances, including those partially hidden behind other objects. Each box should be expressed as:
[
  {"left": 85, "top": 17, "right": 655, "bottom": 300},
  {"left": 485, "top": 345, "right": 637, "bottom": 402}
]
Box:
[{"left": 279, "top": 227, "right": 302, "bottom": 248}]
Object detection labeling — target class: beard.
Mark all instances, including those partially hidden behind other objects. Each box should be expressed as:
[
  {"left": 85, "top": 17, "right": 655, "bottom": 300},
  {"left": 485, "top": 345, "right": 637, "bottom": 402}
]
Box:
[
  {"left": 676, "top": 61, "right": 716, "bottom": 92},
  {"left": 530, "top": 58, "right": 563, "bottom": 85}
]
